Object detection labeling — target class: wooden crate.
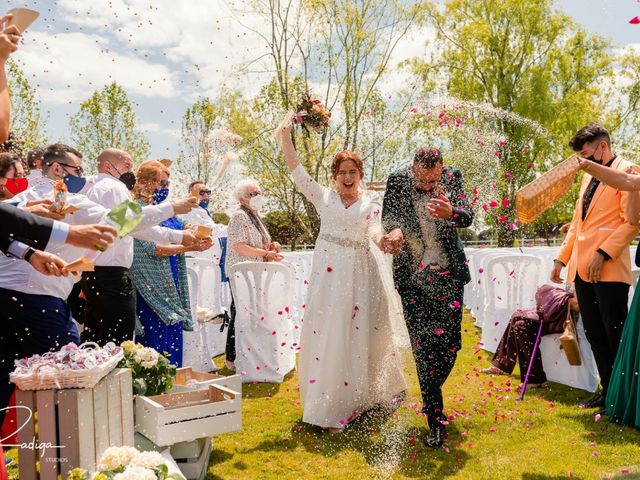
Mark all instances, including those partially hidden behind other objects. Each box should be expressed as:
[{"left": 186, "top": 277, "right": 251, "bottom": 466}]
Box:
[
  {"left": 135, "top": 384, "right": 241, "bottom": 447},
  {"left": 134, "top": 432, "right": 205, "bottom": 460},
  {"left": 174, "top": 367, "right": 241, "bottom": 394},
  {"left": 15, "top": 368, "right": 134, "bottom": 480},
  {"left": 177, "top": 437, "right": 212, "bottom": 480}
]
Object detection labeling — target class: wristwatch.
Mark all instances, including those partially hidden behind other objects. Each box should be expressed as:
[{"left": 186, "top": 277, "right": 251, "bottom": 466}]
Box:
[{"left": 23, "top": 247, "right": 37, "bottom": 262}]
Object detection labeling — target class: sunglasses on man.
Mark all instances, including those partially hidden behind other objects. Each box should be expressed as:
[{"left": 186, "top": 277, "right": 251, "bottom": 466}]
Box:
[{"left": 199, "top": 189, "right": 212, "bottom": 195}]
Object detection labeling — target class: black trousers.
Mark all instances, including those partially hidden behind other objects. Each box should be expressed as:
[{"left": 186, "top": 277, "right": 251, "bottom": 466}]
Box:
[
  {"left": 574, "top": 274, "right": 629, "bottom": 395},
  {"left": 80, "top": 267, "right": 136, "bottom": 345},
  {"left": 399, "top": 274, "right": 463, "bottom": 429}
]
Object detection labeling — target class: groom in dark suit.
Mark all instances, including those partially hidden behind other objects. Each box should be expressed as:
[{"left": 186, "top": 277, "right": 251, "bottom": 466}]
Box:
[{"left": 382, "top": 147, "right": 473, "bottom": 447}]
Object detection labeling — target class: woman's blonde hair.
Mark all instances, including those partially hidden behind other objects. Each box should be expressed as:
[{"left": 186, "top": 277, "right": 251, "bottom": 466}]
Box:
[{"left": 132, "top": 160, "right": 170, "bottom": 203}]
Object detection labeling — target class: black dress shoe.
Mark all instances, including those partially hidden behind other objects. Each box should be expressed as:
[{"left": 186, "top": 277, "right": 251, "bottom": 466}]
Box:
[
  {"left": 424, "top": 425, "right": 446, "bottom": 448},
  {"left": 583, "top": 393, "right": 605, "bottom": 409}
]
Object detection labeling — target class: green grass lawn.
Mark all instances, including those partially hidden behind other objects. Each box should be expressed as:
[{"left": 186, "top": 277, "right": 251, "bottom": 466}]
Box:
[
  {"left": 205, "top": 311, "right": 640, "bottom": 480},
  {"left": 5, "top": 311, "right": 640, "bottom": 479}
]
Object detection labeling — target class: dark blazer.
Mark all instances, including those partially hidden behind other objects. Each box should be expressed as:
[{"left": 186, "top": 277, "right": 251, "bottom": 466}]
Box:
[
  {"left": 0, "top": 202, "right": 54, "bottom": 253},
  {"left": 382, "top": 165, "right": 473, "bottom": 287}
]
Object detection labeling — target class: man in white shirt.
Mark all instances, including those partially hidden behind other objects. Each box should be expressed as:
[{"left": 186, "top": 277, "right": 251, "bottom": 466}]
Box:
[
  {"left": 182, "top": 180, "right": 223, "bottom": 262},
  {"left": 26, "top": 146, "right": 44, "bottom": 184},
  {"left": 80, "top": 148, "right": 202, "bottom": 345},
  {"left": 0, "top": 144, "right": 200, "bottom": 417}
]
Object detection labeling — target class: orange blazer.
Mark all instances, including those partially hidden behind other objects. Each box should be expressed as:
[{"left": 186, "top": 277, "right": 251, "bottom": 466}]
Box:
[{"left": 556, "top": 156, "right": 639, "bottom": 285}]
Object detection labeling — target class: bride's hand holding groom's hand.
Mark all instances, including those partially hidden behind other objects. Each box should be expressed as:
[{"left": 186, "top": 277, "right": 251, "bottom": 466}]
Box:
[{"left": 381, "top": 228, "right": 404, "bottom": 255}]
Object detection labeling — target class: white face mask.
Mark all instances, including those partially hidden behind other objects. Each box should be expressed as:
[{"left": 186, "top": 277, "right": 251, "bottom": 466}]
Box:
[{"left": 249, "top": 194, "right": 265, "bottom": 211}]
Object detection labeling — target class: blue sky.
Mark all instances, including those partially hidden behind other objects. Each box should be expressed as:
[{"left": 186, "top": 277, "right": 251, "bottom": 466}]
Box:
[{"left": 5, "top": 0, "right": 640, "bottom": 159}]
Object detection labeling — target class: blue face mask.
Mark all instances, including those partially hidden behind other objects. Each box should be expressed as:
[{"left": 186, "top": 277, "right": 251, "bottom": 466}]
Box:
[
  {"left": 63, "top": 172, "right": 87, "bottom": 194},
  {"left": 153, "top": 187, "right": 169, "bottom": 204},
  {"left": 199, "top": 199, "right": 209, "bottom": 209}
]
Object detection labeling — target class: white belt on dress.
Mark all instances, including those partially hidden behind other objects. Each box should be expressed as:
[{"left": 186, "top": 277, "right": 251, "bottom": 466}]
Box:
[{"left": 318, "top": 233, "right": 368, "bottom": 250}]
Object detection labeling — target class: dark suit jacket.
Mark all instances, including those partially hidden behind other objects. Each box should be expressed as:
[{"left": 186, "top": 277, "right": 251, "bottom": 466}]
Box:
[
  {"left": 0, "top": 202, "right": 54, "bottom": 253},
  {"left": 382, "top": 165, "right": 473, "bottom": 288}
]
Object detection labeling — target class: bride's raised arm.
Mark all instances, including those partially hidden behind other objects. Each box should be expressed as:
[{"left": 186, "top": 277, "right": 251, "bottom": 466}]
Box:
[
  {"left": 274, "top": 115, "right": 328, "bottom": 209},
  {"left": 275, "top": 117, "right": 300, "bottom": 173}
]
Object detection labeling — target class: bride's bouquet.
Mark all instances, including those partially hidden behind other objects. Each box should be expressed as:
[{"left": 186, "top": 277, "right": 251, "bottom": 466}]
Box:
[{"left": 293, "top": 94, "right": 331, "bottom": 135}]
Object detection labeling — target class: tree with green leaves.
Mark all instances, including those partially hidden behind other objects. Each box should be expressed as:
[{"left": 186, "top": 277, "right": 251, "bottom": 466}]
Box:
[
  {"left": 229, "top": 0, "right": 427, "bottom": 239},
  {"left": 69, "top": 82, "right": 150, "bottom": 172},
  {"left": 178, "top": 97, "right": 225, "bottom": 184},
  {"left": 7, "top": 59, "right": 47, "bottom": 150},
  {"left": 419, "top": 0, "right": 614, "bottom": 245}
]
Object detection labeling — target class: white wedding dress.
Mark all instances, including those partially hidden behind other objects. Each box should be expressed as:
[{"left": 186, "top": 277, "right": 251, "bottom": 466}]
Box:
[{"left": 293, "top": 164, "right": 407, "bottom": 429}]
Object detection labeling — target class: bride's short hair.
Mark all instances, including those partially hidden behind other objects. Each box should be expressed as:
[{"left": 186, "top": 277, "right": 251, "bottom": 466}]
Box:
[{"left": 331, "top": 150, "right": 364, "bottom": 179}]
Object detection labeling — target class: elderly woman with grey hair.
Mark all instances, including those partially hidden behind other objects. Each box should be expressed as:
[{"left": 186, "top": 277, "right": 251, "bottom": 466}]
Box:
[{"left": 223, "top": 179, "right": 283, "bottom": 370}]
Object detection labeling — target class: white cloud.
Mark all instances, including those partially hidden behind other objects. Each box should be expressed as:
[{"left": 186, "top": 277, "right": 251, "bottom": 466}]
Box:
[
  {"left": 139, "top": 122, "right": 180, "bottom": 138},
  {"left": 51, "top": 0, "right": 272, "bottom": 100},
  {"left": 14, "top": 31, "right": 179, "bottom": 104}
]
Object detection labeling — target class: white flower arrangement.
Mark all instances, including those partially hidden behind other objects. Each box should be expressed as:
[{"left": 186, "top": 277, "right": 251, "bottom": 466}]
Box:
[
  {"left": 96, "top": 445, "right": 139, "bottom": 472},
  {"left": 118, "top": 341, "right": 176, "bottom": 396},
  {"left": 67, "top": 446, "right": 185, "bottom": 480}
]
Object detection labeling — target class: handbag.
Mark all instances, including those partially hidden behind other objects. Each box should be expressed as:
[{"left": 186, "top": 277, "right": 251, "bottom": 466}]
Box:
[{"left": 559, "top": 306, "right": 582, "bottom": 366}]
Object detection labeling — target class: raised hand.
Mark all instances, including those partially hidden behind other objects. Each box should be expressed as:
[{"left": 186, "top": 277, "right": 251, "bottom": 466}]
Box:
[
  {"left": 427, "top": 194, "right": 453, "bottom": 220},
  {"left": 0, "top": 15, "right": 20, "bottom": 62},
  {"left": 67, "top": 224, "right": 117, "bottom": 250},
  {"left": 172, "top": 196, "right": 198, "bottom": 215}
]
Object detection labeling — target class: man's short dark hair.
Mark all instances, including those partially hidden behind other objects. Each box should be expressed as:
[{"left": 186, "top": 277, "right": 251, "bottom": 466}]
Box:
[
  {"left": 42, "top": 143, "right": 82, "bottom": 173},
  {"left": 188, "top": 180, "right": 205, "bottom": 192},
  {"left": 414, "top": 147, "right": 443, "bottom": 168},
  {"left": 26, "top": 146, "right": 45, "bottom": 169},
  {"left": 569, "top": 123, "right": 610, "bottom": 152}
]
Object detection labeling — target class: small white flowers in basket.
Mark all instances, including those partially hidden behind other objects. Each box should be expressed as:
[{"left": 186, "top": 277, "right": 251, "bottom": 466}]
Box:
[{"left": 10, "top": 342, "right": 123, "bottom": 390}]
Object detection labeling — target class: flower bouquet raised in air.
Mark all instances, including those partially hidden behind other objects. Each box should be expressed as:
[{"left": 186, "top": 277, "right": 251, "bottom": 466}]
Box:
[
  {"left": 293, "top": 94, "right": 331, "bottom": 135},
  {"left": 66, "top": 446, "right": 185, "bottom": 480},
  {"left": 118, "top": 341, "right": 176, "bottom": 396}
]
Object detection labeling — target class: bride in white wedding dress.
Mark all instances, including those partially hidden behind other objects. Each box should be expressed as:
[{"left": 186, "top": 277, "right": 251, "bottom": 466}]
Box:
[{"left": 275, "top": 120, "right": 407, "bottom": 433}]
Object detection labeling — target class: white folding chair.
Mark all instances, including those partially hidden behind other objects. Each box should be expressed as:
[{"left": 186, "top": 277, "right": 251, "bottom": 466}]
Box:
[
  {"left": 539, "top": 314, "right": 599, "bottom": 392},
  {"left": 228, "top": 262, "right": 296, "bottom": 383},
  {"left": 481, "top": 254, "right": 541, "bottom": 352},
  {"left": 182, "top": 266, "right": 218, "bottom": 371}
]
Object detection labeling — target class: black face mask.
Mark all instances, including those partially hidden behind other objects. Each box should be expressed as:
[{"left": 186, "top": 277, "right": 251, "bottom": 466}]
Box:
[
  {"left": 586, "top": 144, "right": 602, "bottom": 163},
  {"left": 118, "top": 171, "right": 136, "bottom": 191}
]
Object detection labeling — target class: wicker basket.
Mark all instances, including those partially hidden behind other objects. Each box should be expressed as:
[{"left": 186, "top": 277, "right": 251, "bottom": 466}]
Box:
[
  {"left": 516, "top": 156, "right": 580, "bottom": 224},
  {"left": 10, "top": 342, "right": 124, "bottom": 391}
]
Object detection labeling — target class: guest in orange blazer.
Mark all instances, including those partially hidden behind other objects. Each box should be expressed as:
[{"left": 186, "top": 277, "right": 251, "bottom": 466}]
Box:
[{"left": 551, "top": 123, "right": 639, "bottom": 412}]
